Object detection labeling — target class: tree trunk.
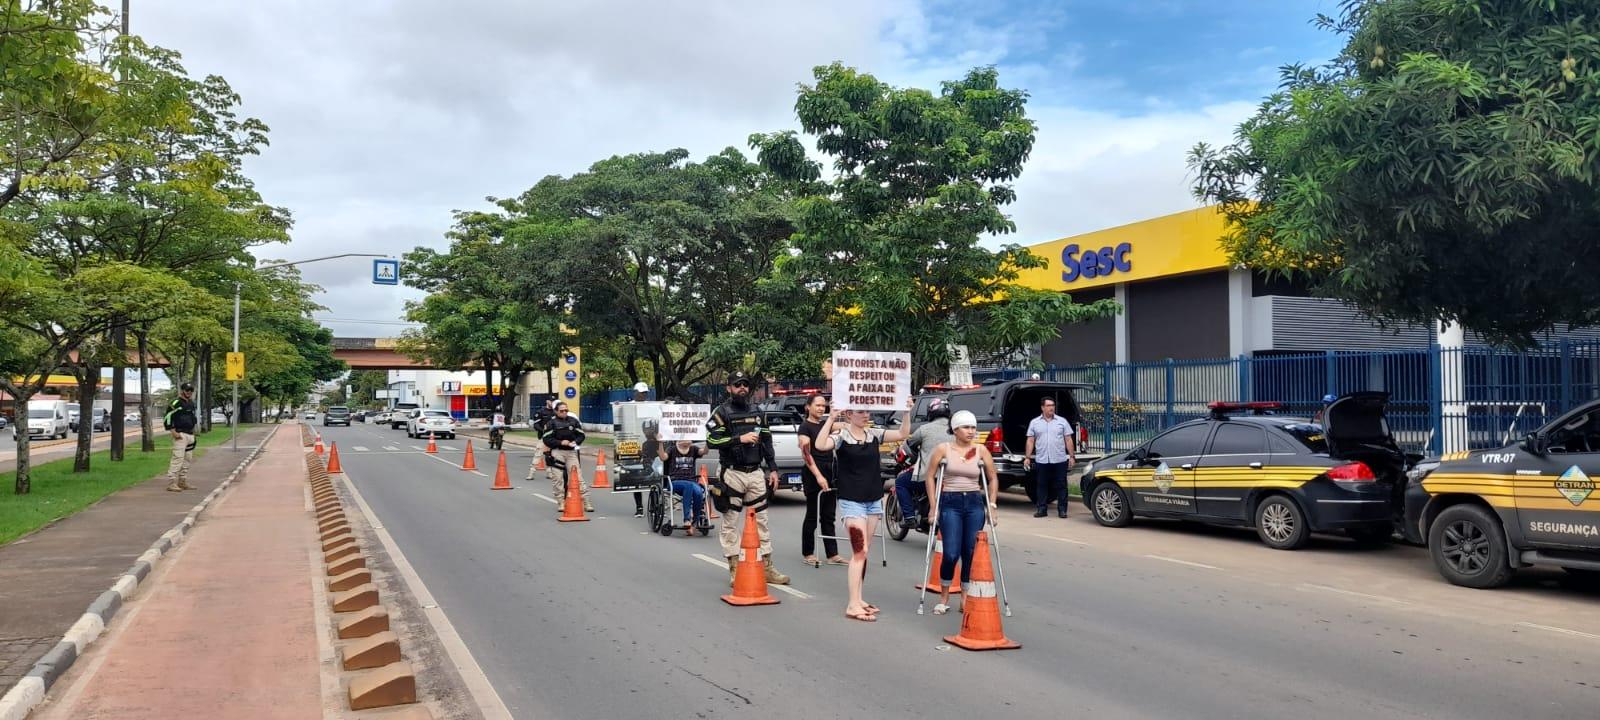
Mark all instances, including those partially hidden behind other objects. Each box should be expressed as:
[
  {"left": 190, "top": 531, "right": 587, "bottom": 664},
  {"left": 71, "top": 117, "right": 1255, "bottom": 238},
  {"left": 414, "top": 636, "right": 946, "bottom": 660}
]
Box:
[
  {"left": 137, "top": 329, "right": 154, "bottom": 451},
  {"left": 196, "top": 346, "right": 209, "bottom": 433},
  {"left": 73, "top": 369, "right": 100, "bottom": 473},
  {"left": 111, "top": 326, "right": 126, "bottom": 461},
  {"left": 12, "top": 393, "right": 33, "bottom": 494}
]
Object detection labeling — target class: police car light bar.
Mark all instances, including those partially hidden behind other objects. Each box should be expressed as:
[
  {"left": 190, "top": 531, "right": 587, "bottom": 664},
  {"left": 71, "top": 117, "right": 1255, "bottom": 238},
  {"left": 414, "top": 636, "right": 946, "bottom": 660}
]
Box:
[
  {"left": 1208, "top": 401, "right": 1283, "bottom": 417},
  {"left": 921, "top": 383, "right": 981, "bottom": 391}
]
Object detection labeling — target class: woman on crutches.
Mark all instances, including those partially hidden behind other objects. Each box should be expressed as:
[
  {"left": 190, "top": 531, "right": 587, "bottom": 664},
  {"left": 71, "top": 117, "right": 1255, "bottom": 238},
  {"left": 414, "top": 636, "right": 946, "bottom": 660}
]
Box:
[
  {"left": 922, "top": 410, "right": 998, "bottom": 615},
  {"left": 814, "top": 398, "right": 912, "bottom": 622}
]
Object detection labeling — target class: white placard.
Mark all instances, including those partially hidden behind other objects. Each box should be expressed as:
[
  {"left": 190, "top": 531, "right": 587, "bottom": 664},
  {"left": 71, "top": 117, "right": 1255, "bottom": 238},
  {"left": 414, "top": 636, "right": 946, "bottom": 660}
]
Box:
[
  {"left": 832, "top": 351, "right": 911, "bottom": 411},
  {"left": 659, "top": 404, "right": 710, "bottom": 441}
]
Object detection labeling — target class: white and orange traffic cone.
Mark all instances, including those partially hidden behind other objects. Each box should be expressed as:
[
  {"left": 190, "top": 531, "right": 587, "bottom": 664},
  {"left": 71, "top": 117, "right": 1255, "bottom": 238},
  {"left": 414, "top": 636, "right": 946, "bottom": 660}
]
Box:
[
  {"left": 491, "top": 451, "right": 512, "bottom": 490},
  {"left": 943, "top": 531, "right": 1019, "bottom": 651},
  {"left": 327, "top": 442, "right": 343, "bottom": 474},
  {"left": 426, "top": 433, "right": 437, "bottom": 454},
  {"left": 557, "top": 463, "right": 589, "bottom": 522},
  {"left": 722, "top": 506, "right": 779, "bottom": 606},
  {"left": 591, "top": 449, "right": 611, "bottom": 489},
  {"left": 462, "top": 440, "right": 477, "bottom": 471}
]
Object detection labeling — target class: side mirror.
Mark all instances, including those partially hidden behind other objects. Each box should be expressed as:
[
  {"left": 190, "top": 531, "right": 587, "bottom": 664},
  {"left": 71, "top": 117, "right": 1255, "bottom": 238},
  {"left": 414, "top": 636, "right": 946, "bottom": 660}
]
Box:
[{"left": 1522, "top": 432, "right": 1545, "bottom": 455}]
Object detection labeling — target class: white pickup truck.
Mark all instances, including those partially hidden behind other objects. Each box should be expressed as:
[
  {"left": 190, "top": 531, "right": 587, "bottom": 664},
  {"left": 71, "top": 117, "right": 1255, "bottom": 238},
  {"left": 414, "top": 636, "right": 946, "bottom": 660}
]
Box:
[{"left": 765, "top": 411, "right": 809, "bottom": 492}]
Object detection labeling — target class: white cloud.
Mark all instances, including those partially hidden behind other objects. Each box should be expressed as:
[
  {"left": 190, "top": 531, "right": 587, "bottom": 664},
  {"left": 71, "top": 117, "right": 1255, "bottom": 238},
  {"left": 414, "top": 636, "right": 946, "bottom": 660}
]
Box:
[{"left": 131, "top": 1, "right": 1255, "bottom": 335}]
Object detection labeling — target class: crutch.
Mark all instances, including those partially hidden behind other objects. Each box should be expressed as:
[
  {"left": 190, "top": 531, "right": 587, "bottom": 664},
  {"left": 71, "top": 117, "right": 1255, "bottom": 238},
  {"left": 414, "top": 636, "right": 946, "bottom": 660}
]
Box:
[
  {"left": 916, "top": 459, "right": 948, "bottom": 615},
  {"left": 981, "top": 466, "right": 1014, "bottom": 618}
]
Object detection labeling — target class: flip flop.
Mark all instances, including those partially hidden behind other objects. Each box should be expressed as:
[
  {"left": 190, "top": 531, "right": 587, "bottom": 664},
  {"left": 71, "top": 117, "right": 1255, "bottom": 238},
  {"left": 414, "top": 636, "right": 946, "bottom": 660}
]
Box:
[
  {"left": 803, "top": 556, "right": 820, "bottom": 566},
  {"left": 826, "top": 557, "right": 848, "bottom": 565},
  {"left": 932, "top": 603, "right": 950, "bottom": 615},
  {"left": 845, "top": 610, "right": 877, "bottom": 622}
]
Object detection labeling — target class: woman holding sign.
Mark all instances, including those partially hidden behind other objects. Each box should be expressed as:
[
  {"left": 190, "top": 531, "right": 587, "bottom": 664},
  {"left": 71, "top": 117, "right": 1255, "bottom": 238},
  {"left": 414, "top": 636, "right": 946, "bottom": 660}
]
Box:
[{"left": 813, "top": 397, "right": 913, "bottom": 621}]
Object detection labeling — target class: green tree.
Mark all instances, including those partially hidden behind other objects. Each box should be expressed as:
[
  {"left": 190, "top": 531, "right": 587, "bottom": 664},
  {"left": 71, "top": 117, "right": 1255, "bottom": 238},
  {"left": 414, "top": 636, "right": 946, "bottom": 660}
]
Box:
[
  {"left": 751, "top": 64, "right": 1117, "bottom": 383},
  {"left": 347, "top": 370, "right": 389, "bottom": 409},
  {"left": 507, "top": 148, "right": 799, "bottom": 396},
  {"left": 1190, "top": 0, "right": 1600, "bottom": 346}
]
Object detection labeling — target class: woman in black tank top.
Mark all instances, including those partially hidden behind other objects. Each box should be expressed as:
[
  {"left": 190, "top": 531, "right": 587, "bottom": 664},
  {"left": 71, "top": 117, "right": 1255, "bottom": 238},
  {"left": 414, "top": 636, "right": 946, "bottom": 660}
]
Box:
[{"left": 814, "top": 398, "right": 912, "bottom": 621}]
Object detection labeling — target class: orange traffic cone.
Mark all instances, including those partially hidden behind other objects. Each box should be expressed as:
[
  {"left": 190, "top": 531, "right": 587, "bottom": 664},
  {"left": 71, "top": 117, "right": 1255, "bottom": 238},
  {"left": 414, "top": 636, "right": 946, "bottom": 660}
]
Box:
[
  {"left": 491, "top": 451, "right": 512, "bottom": 490},
  {"left": 314, "top": 435, "right": 325, "bottom": 456},
  {"left": 462, "top": 440, "right": 477, "bottom": 471},
  {"left": 327, "top": 442, "right": 343, "bottom": 474},
  {"left": 426, "top": 433, "right": 437, "bottom": 454},
  {"left": 915, "top": 531, "right": 961, "bottom": 594},
  {"left": 943, "top": 531, "right": 1019, "bottom": 651},
  {"left": 722, "top": 506, "right": 779, "bottom": 606},
  {"left": 534, "top": 452, "right": 546, "bottom": 472},
  {"left": 557, "top": 463, "right": 589, "bottom": 522},
  {"left": 591, "top": 449, "right": 610, "bottom": 489}
]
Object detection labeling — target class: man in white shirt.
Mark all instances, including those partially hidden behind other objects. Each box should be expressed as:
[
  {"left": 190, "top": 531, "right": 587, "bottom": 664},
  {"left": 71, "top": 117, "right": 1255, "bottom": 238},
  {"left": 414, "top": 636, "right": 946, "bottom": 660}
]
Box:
[{"left": 1024, "top": 397, "right": 1076, "bottom": 518}]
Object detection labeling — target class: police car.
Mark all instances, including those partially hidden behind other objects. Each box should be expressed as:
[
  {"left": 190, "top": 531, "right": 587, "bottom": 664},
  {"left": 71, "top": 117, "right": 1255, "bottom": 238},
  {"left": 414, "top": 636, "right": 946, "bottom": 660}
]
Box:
[
  {"left": 1403, "top": 399, "right": 1600, "bottom": 588},
  {"left": 1079, "top": 394, "right": 1416, "bottom": 550}
]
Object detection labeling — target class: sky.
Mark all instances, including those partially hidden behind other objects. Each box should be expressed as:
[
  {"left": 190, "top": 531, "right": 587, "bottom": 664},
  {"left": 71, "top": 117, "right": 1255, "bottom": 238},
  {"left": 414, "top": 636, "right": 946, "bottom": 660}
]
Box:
[{"left": 132, "top": 0, "right": 1345, "bottom": 339}]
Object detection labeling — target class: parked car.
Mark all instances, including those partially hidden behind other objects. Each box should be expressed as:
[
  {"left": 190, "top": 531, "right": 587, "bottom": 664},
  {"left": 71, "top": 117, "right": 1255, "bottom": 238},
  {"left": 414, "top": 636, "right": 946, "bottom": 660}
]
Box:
[
  {"left": 370, "top": 411, "right": 390, "bottom": 425},
  {"left": 406, "top": 409, "right": 456, "bottom": 439},
  {"left": 0, "top": 415, "right": 9, "bottom": 430},
  {"left": 1405, "top": 398, "right": 1600, "bottom": 588},
  {"left": 15, "top": 399, "right": 70, "bottom": 441},
  {"left": 390, "top": 403, "right": 419, "bottom": 430},
  {"left": 1079, "top": 394, "right": 1416, "bottom": 550},
  {"left": 69, "top": 408, "right": 110, "bottom": 432},
  {"left": 353, "top": 410, "right": 367, "bottom": 423},
  {"left": 303, "top": 410, "right": 318, "bottom": 420},
  {"left": 323, "top": 406, "right": 352, "bottom": 427}
]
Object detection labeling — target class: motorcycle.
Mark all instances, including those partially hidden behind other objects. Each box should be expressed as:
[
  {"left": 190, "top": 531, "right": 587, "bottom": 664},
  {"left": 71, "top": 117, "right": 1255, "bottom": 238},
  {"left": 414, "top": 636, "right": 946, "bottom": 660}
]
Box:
[
  {"left": 488, "top": 425, "right": 506, "bottom": 450},
  {"left": 884, "top": 445, "right": 932, "bottom": 541}
]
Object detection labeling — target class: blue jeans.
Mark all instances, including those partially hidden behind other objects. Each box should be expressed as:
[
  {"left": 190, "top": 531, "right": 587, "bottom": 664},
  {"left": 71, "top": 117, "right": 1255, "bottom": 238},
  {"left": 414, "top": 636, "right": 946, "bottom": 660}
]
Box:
[
  {"left": 894, "top": 469, "right": 920, "bottom": 523},
  {"left": 938, "top": 491, "right": 986, "bottom": 585},
  {"left": 672, "top": 480, "right": 706, "bottom": 522},
  {"left": 1034, "top": 461, "right": 1069, "bottom": 513}
]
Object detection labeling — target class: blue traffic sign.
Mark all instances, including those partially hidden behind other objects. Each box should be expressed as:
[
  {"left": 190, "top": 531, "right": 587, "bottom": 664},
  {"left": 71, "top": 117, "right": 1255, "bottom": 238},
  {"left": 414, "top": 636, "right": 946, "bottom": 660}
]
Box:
[
  {"left": 564, "top": 387, "right": 577, "bottom": 399},
  {"left": 565, "top": 370, "right": 577, "bottom": 382},
  {"left": 565, "top": 353, "right": 578, "bottom": 365},
  {"left": 372, "top": 259, "right": 400, "bottom": 286}
]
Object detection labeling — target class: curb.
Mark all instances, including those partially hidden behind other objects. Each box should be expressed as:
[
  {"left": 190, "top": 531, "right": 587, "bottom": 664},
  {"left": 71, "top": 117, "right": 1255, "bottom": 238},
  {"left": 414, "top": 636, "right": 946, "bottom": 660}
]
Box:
[{"left": 0, "top": 426, "right": 280, "bottom": 720}]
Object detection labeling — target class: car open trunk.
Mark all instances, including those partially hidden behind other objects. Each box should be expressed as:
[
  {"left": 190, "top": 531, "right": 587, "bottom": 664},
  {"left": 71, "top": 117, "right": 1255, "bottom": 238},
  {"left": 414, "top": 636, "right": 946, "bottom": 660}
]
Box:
[
  {"left": 997, "top": 382, "right": 1087, "bottom": 455},
  {"left": 1323, "top": 392, "right": 1411, "bottom": 482}
]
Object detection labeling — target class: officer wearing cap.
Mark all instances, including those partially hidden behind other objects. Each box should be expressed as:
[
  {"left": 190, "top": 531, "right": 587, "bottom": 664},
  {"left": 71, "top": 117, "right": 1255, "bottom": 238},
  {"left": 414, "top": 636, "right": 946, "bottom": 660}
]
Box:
[
  {"left": 164, "top": 382, "right": 199, "bottom": 492},
  {"left": 706, "top": 371, "right": 789, "bottom": 585}
]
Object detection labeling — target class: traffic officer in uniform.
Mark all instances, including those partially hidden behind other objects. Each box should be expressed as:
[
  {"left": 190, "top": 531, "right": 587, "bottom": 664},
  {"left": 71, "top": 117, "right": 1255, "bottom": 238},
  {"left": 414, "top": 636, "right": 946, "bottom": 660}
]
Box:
[
  {"left": 542, "top": 401, "right": 592, "bottom": 513},
  {"left": 163, "top": 382, "right": 198, "bottom": 492},
  {"left": 706, "top": 371, "right": 790, "bottom": 585}
]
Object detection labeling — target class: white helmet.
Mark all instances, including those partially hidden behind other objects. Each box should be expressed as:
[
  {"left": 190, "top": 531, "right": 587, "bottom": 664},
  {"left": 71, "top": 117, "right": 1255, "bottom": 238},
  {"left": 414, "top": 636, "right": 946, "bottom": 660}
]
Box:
[
  {"left": 632, "top": 382, "right": 650, "bottom": 394},
  {"left": 951, "top": 410, "right": 978, "bottom": 429}
]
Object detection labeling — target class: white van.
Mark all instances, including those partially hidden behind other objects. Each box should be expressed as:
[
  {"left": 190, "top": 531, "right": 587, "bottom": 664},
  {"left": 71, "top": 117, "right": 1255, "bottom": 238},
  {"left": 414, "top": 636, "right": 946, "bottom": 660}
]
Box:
[{"left": 15, "top": 399, "right": 70, "bottom": 440}]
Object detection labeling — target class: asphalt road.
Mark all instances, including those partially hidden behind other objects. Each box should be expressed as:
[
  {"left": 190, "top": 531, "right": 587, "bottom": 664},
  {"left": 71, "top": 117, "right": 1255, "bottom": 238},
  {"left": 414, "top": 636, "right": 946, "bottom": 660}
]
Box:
[
  {"left": 0, "top": 428, "right": 144, "bottom": 473},
  {"left": 318, "top": 424, "right": 1600, "bottom": 720}
]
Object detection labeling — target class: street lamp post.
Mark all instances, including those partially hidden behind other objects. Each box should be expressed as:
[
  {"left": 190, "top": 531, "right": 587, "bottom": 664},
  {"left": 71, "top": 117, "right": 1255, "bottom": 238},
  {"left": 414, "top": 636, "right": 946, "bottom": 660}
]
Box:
[{"left": 231, "top": 253, "right": 390, "bottom": 451}]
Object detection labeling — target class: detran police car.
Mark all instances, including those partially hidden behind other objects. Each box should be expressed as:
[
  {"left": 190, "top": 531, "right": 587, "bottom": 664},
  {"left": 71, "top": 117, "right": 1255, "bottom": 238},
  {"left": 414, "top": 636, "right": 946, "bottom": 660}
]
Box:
[{"left": 1404, "top": 400, "right": 1600, "bottom": 588}]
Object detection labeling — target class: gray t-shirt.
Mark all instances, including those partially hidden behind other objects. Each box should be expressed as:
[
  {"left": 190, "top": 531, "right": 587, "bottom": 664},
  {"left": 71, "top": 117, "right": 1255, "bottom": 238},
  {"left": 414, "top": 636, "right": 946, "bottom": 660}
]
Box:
[{"left": 908, "top": 421, "right": 956, "bottom": 479}]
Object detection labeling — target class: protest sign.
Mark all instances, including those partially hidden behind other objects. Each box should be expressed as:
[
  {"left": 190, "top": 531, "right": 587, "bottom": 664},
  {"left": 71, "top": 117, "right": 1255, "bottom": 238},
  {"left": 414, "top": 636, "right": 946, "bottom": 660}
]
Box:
[
  {"left": 659, "top": 404, "right": 710, "bottom": 441},
  {"left": 832, "top": 350, "right": 912, "bottom": 411}
]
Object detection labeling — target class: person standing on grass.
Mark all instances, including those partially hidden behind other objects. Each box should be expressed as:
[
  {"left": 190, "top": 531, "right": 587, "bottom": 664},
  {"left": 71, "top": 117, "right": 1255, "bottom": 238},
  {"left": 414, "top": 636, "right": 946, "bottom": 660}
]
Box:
[
  {"left": 164, "top": 383, "right": 199, "bottom": 492},
  {"left": 1024, "top": 397, "right": 1076, "bottom": 518},
  {"left": 813, "top": 397, "right": 913, "bottom": 622}
]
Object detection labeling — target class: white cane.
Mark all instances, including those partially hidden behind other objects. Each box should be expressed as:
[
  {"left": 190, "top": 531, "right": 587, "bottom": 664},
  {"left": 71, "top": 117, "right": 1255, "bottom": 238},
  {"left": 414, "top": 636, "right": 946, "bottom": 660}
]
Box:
[
  {"left": 981, "top": 466, "right": 1013, "bottom": 618},
  {"left": 916, "top": 459, "right": 948, "bottom": 616}
]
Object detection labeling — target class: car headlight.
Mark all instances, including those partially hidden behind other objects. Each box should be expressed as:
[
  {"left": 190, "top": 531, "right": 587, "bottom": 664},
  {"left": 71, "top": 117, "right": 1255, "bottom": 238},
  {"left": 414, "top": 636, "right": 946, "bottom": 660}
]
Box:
[{"left": 1082, "top": 461, "right": 1094, "bottom": 475}]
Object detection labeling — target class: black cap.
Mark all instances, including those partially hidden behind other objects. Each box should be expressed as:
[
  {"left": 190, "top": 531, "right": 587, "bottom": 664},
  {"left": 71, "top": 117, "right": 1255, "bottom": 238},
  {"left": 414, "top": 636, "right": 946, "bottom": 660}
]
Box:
[
  {"left": 180, "top": 383, "right": 195, "bottom": 392},
  {"left": 728, "top": 370, "right": 751, "bottom": 386}
]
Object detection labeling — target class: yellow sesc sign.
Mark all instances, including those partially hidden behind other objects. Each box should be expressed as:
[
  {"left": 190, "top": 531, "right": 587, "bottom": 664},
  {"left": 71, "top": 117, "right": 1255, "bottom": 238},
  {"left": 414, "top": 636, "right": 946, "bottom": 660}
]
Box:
[{"left": 1014, "top": 207, "right": 1233, "bottom": 292}]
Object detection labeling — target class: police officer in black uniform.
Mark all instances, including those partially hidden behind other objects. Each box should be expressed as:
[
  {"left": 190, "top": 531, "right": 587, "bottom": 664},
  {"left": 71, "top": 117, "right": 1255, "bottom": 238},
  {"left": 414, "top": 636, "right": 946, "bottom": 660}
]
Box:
[
  {"left": 541, "top": 401, "right": 591, "bottom": 513},
  {"left": 706, "top": 371, "right": 789, "bottom": 585}
]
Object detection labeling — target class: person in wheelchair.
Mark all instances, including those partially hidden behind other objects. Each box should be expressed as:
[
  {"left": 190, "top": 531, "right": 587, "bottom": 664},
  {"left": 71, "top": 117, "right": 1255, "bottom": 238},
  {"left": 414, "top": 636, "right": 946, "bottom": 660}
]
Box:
[{"left": 652, "top": 438, "right": 710, "bottom": 534}]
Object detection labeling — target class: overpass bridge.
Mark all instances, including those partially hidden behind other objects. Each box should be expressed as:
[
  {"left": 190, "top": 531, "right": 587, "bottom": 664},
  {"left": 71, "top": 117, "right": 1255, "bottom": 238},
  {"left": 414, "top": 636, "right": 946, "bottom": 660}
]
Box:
[{"left": 330, "top": 337, "right": 438, "bottom": 370}]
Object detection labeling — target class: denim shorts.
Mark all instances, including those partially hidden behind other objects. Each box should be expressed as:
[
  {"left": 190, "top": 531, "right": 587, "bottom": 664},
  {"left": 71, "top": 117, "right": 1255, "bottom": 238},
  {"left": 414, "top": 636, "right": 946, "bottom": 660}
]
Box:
[{"left": 837, "top": 498, "right": 884, "bottom": 519}]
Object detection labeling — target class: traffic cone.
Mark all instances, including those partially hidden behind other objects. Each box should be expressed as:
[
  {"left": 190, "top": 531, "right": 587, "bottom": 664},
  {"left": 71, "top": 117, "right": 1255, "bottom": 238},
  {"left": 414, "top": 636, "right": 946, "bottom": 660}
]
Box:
[
  {"left": 721, "top": 507, "right": 779, "bottom": 606},
  {"left": 591, "top": 449, "right": 610, "bottom": 489},
  {"left": 943, "top": 531, "right": 1019, "bottom": 651},
  {"left": 462, "top": 440, "right": 477, "bottom": 471},
  {"left": 491, "top": 451, "right": 512, "bottom": 490},
  {"left": 314, "top": 435, "right": 325, "bottom": 456},
  {"left": 327, "top": 442, "right": 343, "bottom": 474},
  {"left": 425, "top": 433, "right": 437, "bottom": 454},
  {"left": 557, "top": 463, "right": 589, "bottom": 522},
  {"left": 915, "top": 531, "right": 961, "bottom": 594},
  {"left": 534, "top": 452, "right": 546, "bottom": 472}
]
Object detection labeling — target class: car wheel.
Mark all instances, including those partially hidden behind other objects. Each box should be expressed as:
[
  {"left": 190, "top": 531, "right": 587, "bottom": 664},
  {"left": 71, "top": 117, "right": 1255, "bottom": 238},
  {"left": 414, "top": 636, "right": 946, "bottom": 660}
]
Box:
[
  {"left": 1429, "top": 504, "right": 1514, "bottom": 589},
  {"left": 1089, "top": 482, "right": 1132, "bottom": 528},
  {"left": 1346, "top": 526, "right": 1393, "bottom": 547},
  {"left": 1254, "top": 495, "right": 1310, "bottom": 550}
]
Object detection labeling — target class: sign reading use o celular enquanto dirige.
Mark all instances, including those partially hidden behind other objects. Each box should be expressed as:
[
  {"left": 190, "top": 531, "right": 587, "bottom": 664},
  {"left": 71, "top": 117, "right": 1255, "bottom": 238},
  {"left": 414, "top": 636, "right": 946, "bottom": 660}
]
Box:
[{"left": 831, "top": 350, "right": 911, "bottom": 411}]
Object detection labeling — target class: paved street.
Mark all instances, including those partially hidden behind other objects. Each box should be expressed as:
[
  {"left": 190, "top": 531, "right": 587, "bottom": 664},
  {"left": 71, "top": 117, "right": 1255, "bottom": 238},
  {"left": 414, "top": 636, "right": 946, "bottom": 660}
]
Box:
[
  {"left": 0, "top": 429, "right": 143, "bottom": 473},
  {"left": 318, "top": 424, "right": 1600, "bottom": 720}
]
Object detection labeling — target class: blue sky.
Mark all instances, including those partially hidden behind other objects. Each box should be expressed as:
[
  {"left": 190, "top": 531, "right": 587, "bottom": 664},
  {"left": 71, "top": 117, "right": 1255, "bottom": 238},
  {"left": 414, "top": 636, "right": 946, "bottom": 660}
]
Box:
[{"left": 136, "top": 0, "right": 1350, "bottom": 334}]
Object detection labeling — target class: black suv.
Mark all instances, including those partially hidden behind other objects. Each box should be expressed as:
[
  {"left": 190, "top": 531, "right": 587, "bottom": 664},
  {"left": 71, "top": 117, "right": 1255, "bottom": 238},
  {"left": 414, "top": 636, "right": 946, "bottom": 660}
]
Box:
[
  {"left": 323, "top": 406, "right": 352, "bottom": 427},
  {"left": 1079, "top": 393, "right": 1417, "bottom": 550},
  {"left": 895, "top": 380, "right": 1093, "bottom": 494}
]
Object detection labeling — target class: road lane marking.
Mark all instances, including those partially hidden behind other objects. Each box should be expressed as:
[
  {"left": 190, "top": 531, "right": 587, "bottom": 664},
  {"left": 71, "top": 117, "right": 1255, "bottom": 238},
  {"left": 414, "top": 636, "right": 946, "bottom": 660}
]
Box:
[
  {"left": 532, "top": 493, "right": 557, "bottom": 504},
  {"left": 1298, "top": 583, "right": 1411, "bottom": 605},
  {"left": 352, "top": 446, "right": 369, "bottom": 452},
  {"left": 692, "top": 553, "right": 812, "bottom": 599},
  {"left": 1143, "top": 554, "right": 1220, "bottom": 570},
  {"left": 420, "top": 452, "right": 488, "bottom": 477},
  {"left": 1031, "top": 533, "right": 1091, "bottom": 546},
  {"left": 410, "top": 445, "right": 426, "bottom": 451},
  {"left": 338, "top": 469, "right": 514, "bottom": 720},
  {"left": 384, "top": 446, "right": 400, "bottom": 451},
  {"left": 1515, "top": 622, "right": 1599, "bottom": 641}
]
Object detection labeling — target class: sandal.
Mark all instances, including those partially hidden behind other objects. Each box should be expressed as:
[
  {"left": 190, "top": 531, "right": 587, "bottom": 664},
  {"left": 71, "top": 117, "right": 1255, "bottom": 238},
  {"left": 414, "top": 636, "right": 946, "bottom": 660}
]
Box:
[
  {"left": 932, "top": 603, "right": 950, "bottom": 615},
  {"left": 825, "top": 556, "right": 847, "bottom": 565},
  {"left": 845, "top": 610, "right": 877, "bottom": 622},
  {"left": 803, "top": 555, "right": 820, "bottom": 566}
]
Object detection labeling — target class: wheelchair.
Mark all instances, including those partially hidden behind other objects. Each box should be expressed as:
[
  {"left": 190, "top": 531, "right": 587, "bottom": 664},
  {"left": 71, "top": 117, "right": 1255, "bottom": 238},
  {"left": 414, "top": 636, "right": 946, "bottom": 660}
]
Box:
[{"left": 646, "top": 472, "right": 713, "bottom": 538}]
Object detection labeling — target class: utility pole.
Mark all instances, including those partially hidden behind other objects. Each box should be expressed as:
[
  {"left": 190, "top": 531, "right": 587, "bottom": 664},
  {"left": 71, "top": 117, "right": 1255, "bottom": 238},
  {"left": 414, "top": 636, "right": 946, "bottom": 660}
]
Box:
[{"left": 110, "top": 0, "right": 131, "bottom": 460}]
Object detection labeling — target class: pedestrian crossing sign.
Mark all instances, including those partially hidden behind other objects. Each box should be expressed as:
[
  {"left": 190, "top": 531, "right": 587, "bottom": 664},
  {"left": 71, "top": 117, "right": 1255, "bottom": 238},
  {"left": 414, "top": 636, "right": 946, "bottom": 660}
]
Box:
[{"left": 373, "top": 259, "right": 400, "bottom": 285}]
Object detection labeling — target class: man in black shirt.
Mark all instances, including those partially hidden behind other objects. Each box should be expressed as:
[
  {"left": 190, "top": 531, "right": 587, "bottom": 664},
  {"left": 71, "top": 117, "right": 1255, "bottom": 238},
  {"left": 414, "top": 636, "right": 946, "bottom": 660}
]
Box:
[
  {"left": 541, "top": 402, "right": 592, "bottom": 513},
  {"left": 164, "top": 383, "right": 198, "bottom": 492},
  {"left": 706, "top": 371, "right": 788, "bottom": 585}
]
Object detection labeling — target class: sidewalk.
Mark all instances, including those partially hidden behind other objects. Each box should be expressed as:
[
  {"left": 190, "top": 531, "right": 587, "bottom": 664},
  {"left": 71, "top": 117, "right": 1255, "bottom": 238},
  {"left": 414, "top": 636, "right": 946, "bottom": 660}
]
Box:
[
  {"left": 0, "top": 425, "right": 273, "bottom": 697},
  {"left": 30, "top": 425, "right": 322, "bottom": 719}
]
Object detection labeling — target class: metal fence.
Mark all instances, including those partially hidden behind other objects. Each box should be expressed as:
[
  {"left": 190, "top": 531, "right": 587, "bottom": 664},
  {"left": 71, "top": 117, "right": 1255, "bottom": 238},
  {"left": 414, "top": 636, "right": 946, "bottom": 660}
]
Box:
[{"left": 977, "top": 342, "right": 1600, "bottom": 456}]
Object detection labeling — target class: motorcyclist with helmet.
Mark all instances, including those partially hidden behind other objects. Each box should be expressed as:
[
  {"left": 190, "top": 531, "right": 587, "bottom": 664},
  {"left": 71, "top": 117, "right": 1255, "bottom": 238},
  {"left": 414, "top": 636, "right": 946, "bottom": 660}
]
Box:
[{"left": 895, "top": 397, "right": 955, "bottom": 531}]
